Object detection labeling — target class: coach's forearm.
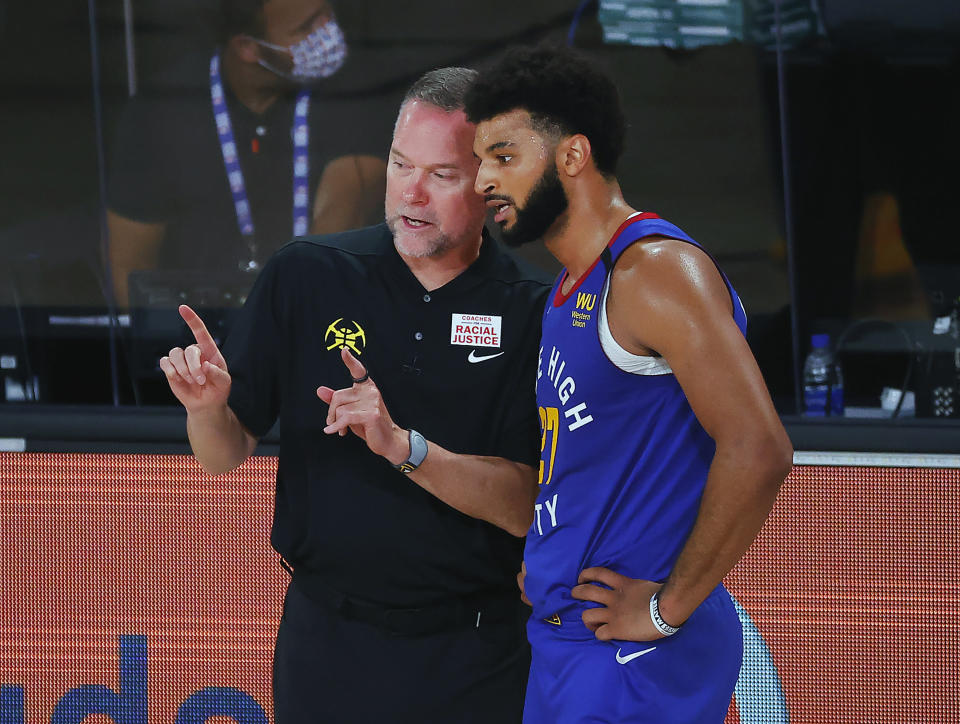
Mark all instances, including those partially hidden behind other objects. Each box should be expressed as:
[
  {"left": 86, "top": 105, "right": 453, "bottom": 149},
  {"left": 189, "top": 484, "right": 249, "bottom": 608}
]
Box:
[
  {"left": 186, "top": 404, "right": 258, "bottom": 475},
  {"left": 400, "top": 439, "right": 538, "bottom": 537}
]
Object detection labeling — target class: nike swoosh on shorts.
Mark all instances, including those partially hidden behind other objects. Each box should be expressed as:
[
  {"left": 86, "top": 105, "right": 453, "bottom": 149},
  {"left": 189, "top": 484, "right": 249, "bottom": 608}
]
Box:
[{"left": 615, "top": 646, "right": 657, "bottom": 664}]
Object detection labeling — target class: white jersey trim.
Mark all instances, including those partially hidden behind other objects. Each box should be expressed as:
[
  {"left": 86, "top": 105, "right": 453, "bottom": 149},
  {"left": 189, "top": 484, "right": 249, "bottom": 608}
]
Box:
[{"left": 598, "top": 274, "right": 673, "bottom": 376}]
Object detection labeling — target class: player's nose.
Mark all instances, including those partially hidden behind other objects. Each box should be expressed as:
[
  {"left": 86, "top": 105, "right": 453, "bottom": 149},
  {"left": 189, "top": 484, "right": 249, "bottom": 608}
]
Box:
[{"left": 475, "top": 162, "right": 496, "bottom": 196}]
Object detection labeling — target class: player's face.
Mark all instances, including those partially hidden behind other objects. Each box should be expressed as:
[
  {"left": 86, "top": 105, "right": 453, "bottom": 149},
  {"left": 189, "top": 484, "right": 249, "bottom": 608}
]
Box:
[
  {"left": 474, "top": 109, "right": 568, "bottom": 248},
  {"left": 385, "top": 100, "right": 486, "bottom": 259}
]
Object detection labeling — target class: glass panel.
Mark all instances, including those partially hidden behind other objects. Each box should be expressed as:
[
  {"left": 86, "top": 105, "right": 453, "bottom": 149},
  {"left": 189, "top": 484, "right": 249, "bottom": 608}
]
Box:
[
  {"left": 0, "top": 0, "right": 117, "bottom": 404},
  {"left": 10, "top": 0, "right": 954, "bottom": 420},
  {"left": 783, "top": 1, "right": 960, "bottom": 420},
  {"left": 0, "top": 0, "right": 802, "bottom": 410}
]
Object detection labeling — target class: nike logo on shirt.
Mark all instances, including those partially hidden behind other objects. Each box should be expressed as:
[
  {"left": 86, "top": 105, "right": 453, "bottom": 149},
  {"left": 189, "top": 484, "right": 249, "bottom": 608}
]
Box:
[
  {"left": 468, "top": 350, "right": 505, "bottom": 364},
  {"left": 615, "top": 647, "right": 657, "bottom": 664}
]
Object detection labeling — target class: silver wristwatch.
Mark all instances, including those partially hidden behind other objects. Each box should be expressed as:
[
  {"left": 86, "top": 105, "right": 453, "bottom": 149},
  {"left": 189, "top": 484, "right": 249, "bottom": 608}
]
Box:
[{"left": 393, "top": 429, "right": 428, "bottom": 474}]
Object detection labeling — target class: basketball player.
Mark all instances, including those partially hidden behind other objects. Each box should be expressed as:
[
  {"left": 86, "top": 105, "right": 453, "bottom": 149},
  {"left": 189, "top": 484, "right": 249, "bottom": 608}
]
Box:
[{"left": 465, "top": 45, "right": 794, "bottom": 722}]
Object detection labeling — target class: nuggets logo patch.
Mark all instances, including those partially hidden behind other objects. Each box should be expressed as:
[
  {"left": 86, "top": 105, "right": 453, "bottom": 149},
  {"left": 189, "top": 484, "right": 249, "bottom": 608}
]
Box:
[
  {"left": 450, "top": 313, "right": 502, "bottom": 348},
  {"left": 325, "top": 318, "right": 366, "bottom": 355}
]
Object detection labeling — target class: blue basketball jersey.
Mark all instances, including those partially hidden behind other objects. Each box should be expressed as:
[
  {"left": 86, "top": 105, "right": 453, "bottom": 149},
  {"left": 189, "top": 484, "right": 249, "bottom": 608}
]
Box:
[{"left": 524, "top": 212, "right": 748, "bottom": 622}]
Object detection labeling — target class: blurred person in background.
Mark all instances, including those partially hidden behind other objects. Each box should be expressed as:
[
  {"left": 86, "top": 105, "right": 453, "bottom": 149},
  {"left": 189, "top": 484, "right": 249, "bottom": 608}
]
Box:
[{"left": 106, "top": 0, "right": 389, "bottom": 306}]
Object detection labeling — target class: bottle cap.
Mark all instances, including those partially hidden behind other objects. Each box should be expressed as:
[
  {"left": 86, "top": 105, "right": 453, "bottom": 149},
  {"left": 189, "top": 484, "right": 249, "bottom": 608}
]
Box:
[{"left": 811, "top": 333, "right": 830, "bottom": 349}]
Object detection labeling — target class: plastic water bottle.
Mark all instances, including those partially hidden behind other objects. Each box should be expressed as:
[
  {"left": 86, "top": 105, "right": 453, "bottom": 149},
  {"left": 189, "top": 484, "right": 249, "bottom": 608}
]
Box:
[
  {"left": 803, "top": 334, "right": 843, "bottom": 417},
  {"left": 830, "top": 357, "right": 844, "bottom": 416}
]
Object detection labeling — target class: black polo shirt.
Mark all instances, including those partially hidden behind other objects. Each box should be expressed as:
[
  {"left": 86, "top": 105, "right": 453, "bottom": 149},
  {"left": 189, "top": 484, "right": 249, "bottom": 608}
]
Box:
[
  {"left": 224, "top": 223, "right": 551, "bottom": 607},
  {"left": 107, "top": 55, "right": 391, "bottom": 272}
]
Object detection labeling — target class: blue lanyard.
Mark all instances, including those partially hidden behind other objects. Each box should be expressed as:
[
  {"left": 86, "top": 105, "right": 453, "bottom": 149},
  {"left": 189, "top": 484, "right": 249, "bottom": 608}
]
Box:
[{"left": 210, "top": 52, "right": 310, "bottom": 270}]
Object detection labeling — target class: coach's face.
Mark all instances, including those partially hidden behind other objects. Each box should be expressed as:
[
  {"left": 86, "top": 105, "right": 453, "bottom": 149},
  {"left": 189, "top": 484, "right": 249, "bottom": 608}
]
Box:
[
  {"left": 385, "top": 100, "right": 486, "bottom": 259},
  {"left": 473, "top": 109, "right": 568, "bottom": 247}
]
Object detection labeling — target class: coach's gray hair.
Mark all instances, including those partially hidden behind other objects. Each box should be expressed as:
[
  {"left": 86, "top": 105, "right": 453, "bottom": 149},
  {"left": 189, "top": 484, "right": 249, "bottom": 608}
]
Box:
[{"left": 402, "top": 67, "right": 478, "bottom": 112}]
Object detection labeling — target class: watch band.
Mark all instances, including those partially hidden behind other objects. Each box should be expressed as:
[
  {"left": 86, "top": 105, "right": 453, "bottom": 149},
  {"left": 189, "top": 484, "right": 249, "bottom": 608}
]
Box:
[{"left": 393, "top": 429, "right": 428, "bottom": 474}]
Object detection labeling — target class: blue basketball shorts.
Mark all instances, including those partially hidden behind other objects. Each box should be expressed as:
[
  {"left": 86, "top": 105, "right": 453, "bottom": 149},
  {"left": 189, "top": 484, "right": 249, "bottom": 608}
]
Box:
[{"left": 523, "top": 585, "right": 742, "bottom": 724}]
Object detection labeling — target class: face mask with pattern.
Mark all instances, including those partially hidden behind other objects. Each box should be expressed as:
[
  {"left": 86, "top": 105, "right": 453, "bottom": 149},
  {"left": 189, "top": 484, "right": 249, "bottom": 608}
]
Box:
[{"left": 254, "top": 18, "right": 347, "bottom": 82}]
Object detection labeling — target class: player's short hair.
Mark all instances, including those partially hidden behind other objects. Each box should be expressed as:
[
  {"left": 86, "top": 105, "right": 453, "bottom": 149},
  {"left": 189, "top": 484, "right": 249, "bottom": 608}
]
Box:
[
  {"left": 464, "top": 44, "right": 626, "bottom": 176},
  {"left": 402, "top": 67, "right": 479, "bottom": 113}
]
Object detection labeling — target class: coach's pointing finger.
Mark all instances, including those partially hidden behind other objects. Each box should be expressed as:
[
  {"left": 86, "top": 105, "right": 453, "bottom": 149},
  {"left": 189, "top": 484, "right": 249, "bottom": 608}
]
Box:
[{"left": 340, "top": 347, "right": 370, "bottom": 384}]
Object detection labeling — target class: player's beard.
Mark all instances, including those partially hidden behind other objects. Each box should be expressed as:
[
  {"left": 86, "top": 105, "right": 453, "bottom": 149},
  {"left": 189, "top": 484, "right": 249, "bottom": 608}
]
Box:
[{"left": 501, "top": 164, "right": 569, "bottom": 248}]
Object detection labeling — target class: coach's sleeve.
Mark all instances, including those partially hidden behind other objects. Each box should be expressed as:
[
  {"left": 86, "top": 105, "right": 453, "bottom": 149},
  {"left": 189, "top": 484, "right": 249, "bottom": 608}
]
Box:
[{"left": 223, "top": 257, "right": 284, "bottom": 438}]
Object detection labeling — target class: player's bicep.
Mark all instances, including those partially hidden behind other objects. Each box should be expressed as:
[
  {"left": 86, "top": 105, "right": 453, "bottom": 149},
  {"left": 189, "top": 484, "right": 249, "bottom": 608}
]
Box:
[{"left": 664, "top": 308, "right": 776, "bottom": 445}]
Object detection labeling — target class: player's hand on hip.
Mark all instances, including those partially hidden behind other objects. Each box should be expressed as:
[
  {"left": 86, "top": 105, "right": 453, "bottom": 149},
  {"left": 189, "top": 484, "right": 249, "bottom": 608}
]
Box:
[
  {"left": 517, "top": 560, "right": 532, "bottom": 607},
  {"left": 317, "top": 348, "right": 409, "bottom": 464},
  {"left": 159, "top": 305, "right": 231, "bottom": 413},
  {"left": 572, "top": 567, "right": 668, "bottom": 642}
]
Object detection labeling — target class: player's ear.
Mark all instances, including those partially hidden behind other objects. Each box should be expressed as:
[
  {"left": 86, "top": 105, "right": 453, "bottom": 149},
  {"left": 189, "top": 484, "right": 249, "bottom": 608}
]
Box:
[{"left": 557, "top": 134, "right": 591, "bottom": 179}]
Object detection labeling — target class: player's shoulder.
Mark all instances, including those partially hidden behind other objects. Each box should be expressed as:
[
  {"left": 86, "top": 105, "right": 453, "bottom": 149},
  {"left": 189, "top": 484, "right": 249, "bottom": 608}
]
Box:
[
  {"left": 618, "top": 235, "right": 715, "bottom": 280},
  {"left": 614, "top": 236, "right": 728, "bottom": 308}
]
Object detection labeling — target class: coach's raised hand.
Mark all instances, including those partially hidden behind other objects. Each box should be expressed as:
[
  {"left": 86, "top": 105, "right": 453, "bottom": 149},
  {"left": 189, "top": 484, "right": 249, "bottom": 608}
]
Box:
[
  {"left": 160, "top": 305, "right": 255, "bottom": 474},
  {"left": 317, "top": 348, "right": 409, "bottom": 466},
  {"left": 159, "top": 305, "right": 232, "bottom": 411}
]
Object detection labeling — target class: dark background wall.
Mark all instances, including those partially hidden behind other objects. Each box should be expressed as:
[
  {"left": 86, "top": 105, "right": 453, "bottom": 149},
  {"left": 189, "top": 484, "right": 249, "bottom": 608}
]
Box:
[{"left": 0, "top": 0, "right": 957, "bottom": 407}]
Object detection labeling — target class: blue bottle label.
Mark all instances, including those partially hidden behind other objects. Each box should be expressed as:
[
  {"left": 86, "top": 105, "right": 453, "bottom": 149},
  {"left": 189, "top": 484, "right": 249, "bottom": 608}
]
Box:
[
  {"left": 804, "top": 385, "right": 829, "bottom": 416},
  {"left": 830, "top": 386, "right": 844, "bottom": 416}
]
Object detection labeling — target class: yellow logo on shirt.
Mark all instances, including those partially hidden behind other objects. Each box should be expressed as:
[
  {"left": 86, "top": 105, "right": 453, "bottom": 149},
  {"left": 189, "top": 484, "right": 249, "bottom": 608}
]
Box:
[
  {"left": 575, "top": 293, "right": 596, "bottom": 311},
  {"left": 325, "top": 318, "right": 366, "bottom": 356},
  {"left": 572, "top": 292, "right": 596, "bottom": 328}
]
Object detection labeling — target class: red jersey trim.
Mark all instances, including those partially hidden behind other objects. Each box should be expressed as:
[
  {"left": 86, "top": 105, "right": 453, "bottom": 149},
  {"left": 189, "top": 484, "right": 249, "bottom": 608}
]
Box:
[{"left": 552, "top": 212, "right": 661, "bottom": 308}]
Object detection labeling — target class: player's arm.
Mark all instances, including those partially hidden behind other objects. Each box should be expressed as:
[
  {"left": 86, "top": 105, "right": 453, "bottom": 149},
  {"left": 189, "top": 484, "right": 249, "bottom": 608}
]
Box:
[
  {"left": 160, "top": 304, "right": 259, "bottom": 474},
  {"left": 575, "top": 239, "right": 792, "bottom": 640},
  {"left": 621, "top": 239, "right": 792, "bottom": 622},
  {"left": 318, "top": 348, "right": 538, "bottom": 537},
  {"left": 310, "top": 155, "right": 387, "bottom": 234},
  {"left": 106, "top": 210, "right": 166, "bottom": 308}
]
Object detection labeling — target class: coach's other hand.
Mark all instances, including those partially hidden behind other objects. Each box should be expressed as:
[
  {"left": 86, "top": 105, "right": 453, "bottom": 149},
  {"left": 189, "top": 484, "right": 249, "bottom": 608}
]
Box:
[
  {"left": 518, "top": 561, "right": 532, "bottom": 606},
  {"left": 159, "top": 304, "right": 232, "bottom": 413},
  {"left": 317, "top": 348, "right": 410, "bottom": 466}
]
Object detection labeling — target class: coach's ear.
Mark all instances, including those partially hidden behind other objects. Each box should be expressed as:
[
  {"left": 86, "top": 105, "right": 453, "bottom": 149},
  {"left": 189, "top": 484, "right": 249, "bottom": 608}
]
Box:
[{"left": 557, "top": 134, "right": 592, "bottom": 178}]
